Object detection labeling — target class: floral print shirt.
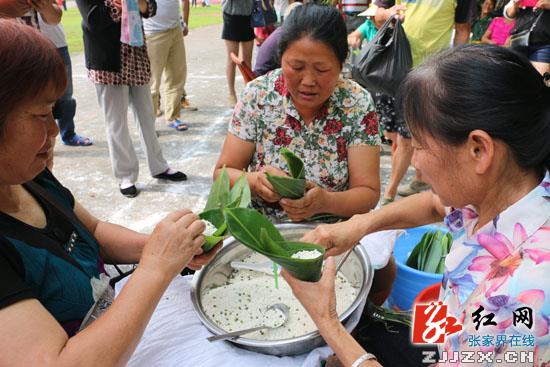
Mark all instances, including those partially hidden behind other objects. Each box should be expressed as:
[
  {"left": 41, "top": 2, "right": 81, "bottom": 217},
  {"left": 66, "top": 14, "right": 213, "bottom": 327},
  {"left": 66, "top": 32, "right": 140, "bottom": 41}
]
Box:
[
  {"left": 440, "top": 171, "right": 550, "bottom": 366},
  {"left": 229, "top": 68, "right": 380, "bottom": 220}
]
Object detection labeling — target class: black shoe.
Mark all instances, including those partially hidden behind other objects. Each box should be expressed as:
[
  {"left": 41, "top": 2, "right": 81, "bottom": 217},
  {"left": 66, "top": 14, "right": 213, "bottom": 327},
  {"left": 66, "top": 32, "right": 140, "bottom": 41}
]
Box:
[
  {"left": 120, "top": 185, "right": 138, "bottom": 198},
  {"left": 153, "top": 170, "right": 188, "bottom": 181}
]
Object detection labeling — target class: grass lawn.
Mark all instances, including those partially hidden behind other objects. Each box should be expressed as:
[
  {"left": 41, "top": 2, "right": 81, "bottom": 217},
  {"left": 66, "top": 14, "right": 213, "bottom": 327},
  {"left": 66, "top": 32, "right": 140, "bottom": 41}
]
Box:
[{"left": 61, "top": 4, "right": 222, "bottom": 54}]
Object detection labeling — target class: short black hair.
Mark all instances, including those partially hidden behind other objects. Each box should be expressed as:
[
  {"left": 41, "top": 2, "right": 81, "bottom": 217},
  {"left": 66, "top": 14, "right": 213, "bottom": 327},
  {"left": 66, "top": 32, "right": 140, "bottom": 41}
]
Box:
[
  {"left": 398, "top": 44, "right": 550, "bottom": 174},
  {"left": 279, "top": 3, "right": 348, "bottom": 67}
]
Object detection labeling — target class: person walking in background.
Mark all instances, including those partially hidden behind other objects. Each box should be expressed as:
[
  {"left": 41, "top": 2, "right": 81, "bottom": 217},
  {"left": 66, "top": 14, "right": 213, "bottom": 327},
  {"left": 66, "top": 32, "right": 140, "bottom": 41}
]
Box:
[
  {"left": 481, "top": 15, "right": 515, "bottom": 46},
  {"left": 38, "top": 16, "right": 94, "bottom": 146},
  {"left": 75, "top": 0, "right": 187, "bottom": 198},
  {"left": 144, "top": 0, "right": 191, "bottom": 132},
  {"left": 221, "top": 0, "right": 255, "bottom": 106},
  {"left": 374, "top": 0, "right": 473, "bottom": 204}
]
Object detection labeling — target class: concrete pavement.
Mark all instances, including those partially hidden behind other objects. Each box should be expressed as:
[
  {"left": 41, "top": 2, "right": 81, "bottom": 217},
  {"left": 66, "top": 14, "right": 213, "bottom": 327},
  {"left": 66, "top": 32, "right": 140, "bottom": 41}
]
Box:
[{"left": 52, "top": 23, "right": 411, "bottom": 235}]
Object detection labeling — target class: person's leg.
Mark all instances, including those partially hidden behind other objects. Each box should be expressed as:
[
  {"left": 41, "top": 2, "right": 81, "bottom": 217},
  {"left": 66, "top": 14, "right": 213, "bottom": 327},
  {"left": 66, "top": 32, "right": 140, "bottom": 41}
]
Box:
[
  {"left": 53, "top": 46, "right": 92, "bottom": 146},
  {"left": 225, "top": 39, "right": 239, "bottom": 104},
  {"left": 95, "top": 84, "right": 140, "bottom": 184},
  {"left": 128, "top": 85, "right": 169, "bottom": 177},
  {"left": 383, "top": 134, "right": 413, "bottom": 200},
  {"left": 240, "top": 39, "right": 254, "bottom": 73},
  {"left": 163, "top": 27, "right": 187, "bottom": 123},
  {"left": 145, "top": 29, "right": 171, "bottom": 117}
]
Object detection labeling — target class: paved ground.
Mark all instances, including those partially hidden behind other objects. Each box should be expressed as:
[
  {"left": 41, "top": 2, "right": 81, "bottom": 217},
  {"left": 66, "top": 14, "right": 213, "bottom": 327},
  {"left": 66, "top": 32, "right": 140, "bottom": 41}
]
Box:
[{"left": 52, "top": 23, "right": 413, "bottom": 235}]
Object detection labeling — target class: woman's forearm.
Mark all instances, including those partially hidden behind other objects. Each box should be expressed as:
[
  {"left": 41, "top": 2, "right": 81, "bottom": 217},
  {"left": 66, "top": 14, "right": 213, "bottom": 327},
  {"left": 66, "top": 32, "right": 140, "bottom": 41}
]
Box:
[
  {"left": 317, "top": 319, "right": 381, "bottom": 367},
  {"left": 95, "top": 221, "right": 148, "bottom": 264},
  {"left": 56, "top": 267, "right": 172, "bottom": 367},
  {"left": 355, "top": 191, "right": 444, "bottom": 237},
  {"left": 322, "top": 186, "right": 379, "bottom": 218}
]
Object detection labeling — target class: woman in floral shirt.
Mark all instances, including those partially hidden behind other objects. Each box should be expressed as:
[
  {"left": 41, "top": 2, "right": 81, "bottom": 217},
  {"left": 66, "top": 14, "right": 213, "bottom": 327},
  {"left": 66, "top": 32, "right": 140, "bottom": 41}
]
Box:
[
  {"left": 284, "top": 45, "right": 550, "bottom": 366},
  {"left": 215, "top": 4, "right": 381, "bottom": 222}
]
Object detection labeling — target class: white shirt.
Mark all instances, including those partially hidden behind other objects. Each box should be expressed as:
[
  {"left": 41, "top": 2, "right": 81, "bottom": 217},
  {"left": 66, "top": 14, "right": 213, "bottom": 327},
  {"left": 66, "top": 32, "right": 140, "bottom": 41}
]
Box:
[
  {"left": 38, "top": 14, "right": 67, "bottom": 48},
  {"left": 143, "top": 0, "right": 182, "bottom": 35}
]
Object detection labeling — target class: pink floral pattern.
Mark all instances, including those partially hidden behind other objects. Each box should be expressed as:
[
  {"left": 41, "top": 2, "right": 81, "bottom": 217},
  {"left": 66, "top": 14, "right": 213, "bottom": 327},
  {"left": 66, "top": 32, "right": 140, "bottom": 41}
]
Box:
[
  {"left": 440, "top": 172, "right": 550, "bottom": 365},
  {"left": 228, "top": 68, "right": 379, "bottom": 220}
]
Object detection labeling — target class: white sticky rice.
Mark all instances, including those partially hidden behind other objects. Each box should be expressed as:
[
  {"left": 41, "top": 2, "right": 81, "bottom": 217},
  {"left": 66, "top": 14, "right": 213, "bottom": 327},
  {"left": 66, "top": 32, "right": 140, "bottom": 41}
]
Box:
[
  {"left": 203, "top": 220, "right": 218, "bottom": 236},
  {"left": 201, "top": 252, "right": 357, "bottom": 340},
  {"left": 291, "top": 250, "right": 323, "bottom": 260}
]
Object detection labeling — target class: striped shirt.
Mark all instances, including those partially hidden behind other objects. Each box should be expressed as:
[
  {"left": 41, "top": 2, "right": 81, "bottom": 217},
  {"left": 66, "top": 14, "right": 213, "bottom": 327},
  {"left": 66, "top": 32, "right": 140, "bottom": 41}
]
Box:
[{"left": 342, "top": 0, "right": 369, "bottom": 13}]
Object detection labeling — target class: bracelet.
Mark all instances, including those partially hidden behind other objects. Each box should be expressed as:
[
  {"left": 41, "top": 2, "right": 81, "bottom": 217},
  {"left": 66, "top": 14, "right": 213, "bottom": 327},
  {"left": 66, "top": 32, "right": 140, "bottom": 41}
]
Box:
[{"left": 351, "top": 353, "right": 377, "bottom": 367}]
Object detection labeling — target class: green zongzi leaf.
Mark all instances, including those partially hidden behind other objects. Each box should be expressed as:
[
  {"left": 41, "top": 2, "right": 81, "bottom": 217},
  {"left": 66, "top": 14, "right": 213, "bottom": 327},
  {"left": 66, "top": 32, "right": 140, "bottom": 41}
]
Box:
[
  {"left": 204, "top": 167, "right": 230, "bottom": 211},
  {"left": 280, "top": 147, "right": 305, "bottom": 179},
  {"left": 223, "top": 207, "right": 325, "bottom": 282},
  {"left": 229, "top": 172, "right": 251, "bottom": 208},
  {"left": 224, "top": 208, "right": 284, "bottom": 251},
  {"left": 265, "top": 173, "right": 305, "bottom": 199},
  {"left": 423, "top": 231, "right": 444, "bottom": 273}
]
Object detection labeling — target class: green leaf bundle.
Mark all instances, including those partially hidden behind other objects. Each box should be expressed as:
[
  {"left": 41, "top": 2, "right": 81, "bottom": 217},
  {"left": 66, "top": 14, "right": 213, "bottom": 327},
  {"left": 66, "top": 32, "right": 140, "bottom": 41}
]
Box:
[
  {"left": 266, "top": 148, "right": 306, "bottom": 199},
  {"left": 224, "top": 207, "right": 325, "bottom": 282},
  {"left": 199, "top": 167, "right": 251, "bottom": 252},
  {"left": 406, "top": 230, "right": 453, "bottom": 274}
]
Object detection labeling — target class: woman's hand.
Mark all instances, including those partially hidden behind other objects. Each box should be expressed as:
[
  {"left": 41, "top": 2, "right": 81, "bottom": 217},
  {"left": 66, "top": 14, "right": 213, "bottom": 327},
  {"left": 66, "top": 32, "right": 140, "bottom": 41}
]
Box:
[
  {"left": 139, "top": 210, "right": 205, "bottom": 279},
  {"left": 249, "top": 166, "right": 285, "bottom": 203},
  {"left": 186, "top": 243, "right": 222, "bottom": 270},
  {"left": 300, "top": 215, "right": 366, "bottom": 257},
  {"left": 280, "top": 181, "right": 326, "bottom": 222},
  {"left": 535, "top": 0, "right": 550, "bottom": 9},
  {"left": 347, "top": 30, "right": 364, "bottom": 49},
  {"left": 281, "top": 257, "right": 339, "bottom": 325}
]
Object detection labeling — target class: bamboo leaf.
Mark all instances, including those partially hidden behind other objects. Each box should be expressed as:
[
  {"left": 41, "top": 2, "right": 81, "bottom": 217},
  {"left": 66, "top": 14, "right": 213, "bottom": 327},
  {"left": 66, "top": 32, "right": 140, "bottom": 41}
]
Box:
[
  {"left": 265, "top": 173, "right": 305, "bottom": 199},
  {"left": 260, "top": 228, "right": 287, "bottom": 256},
  {"left": 229, "top": 172, "right": 251, "bottom": 208},
  {"left": 280, "top": 148, "right": 305, "bottom": 179},
  {"left": 224, "top": 207, "right": 325, "bottom": 282},
  {"left": 204, "top": 167, "right": 230, "bottom": 211},
  {"left": 202, "top": 235, "right": 224, "bottom": 252},
  {"left": 423, "top": 231, "right": 444, "bottom": 273},
  {"left": 406, "top": 232, "right": 426, "bottom": 268},
  {"left": 224, "top": 208, "right": 284, "bottom": 251},
  {"left": 418, "top": 231, "right": 434, "bottom": 270}
]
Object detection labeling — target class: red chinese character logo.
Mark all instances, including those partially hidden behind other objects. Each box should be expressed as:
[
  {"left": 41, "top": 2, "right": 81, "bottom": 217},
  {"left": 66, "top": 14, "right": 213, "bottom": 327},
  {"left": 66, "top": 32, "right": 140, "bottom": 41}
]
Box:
[{"left": 412, "top": 301, "right": 463, "bottom": 344}]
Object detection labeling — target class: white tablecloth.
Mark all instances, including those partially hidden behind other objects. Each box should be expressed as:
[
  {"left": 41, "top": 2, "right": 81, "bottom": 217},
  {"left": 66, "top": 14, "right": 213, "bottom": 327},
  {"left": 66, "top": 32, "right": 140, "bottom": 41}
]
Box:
[{"left": 115, "top": 230, "right": 402, "bottom": 367}]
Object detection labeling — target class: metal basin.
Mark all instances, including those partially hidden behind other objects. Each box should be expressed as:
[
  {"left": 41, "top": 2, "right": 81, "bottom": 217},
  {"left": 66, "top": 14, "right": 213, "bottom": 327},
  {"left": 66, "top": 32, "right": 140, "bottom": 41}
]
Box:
[{"left": 191, "top": 223, "right": 373, "bottom": 356}]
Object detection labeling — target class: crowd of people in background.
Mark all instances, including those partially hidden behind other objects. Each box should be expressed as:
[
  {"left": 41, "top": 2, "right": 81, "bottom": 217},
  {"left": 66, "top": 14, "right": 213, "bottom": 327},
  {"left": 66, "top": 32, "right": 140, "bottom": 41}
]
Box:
[{"left": 0, "top": 0, "right": 549, "bottom": 366}]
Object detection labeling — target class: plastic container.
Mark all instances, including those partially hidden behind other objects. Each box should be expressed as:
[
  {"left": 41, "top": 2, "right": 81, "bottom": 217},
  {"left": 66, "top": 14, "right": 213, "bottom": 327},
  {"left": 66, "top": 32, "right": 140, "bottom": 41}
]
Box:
[{"left": 388, "top": 224, "right": 446, "bottom": 311}]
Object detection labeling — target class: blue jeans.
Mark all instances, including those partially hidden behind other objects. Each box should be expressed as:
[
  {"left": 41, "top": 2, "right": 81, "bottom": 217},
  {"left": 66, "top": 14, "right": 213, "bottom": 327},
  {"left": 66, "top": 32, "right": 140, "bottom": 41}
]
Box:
[{"left": 52, "top": 46, "right": 77, "bottom": 142}]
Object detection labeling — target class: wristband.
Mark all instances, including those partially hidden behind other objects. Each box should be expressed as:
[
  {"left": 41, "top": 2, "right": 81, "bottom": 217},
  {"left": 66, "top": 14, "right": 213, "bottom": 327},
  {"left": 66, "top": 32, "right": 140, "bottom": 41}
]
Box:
[{"left": 351, "top": 353, "right": 377, "bottom": 367}]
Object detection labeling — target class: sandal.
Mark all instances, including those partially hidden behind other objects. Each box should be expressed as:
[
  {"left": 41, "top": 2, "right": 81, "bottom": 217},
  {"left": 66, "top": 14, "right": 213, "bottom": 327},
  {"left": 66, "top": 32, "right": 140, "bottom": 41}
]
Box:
[
  {"left": 63, "top": 135, "right": 93, "bottom": 146},
  {"left": 167, "top": 119, "right": 189, "bottom": 132}
]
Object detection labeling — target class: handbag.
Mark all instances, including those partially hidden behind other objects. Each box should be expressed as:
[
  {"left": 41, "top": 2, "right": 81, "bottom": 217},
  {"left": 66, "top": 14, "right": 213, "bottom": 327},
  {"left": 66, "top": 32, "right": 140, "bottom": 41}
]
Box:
[
  {"left": 351, "top": 16, "right": 412, "bottom": 96},
  {"left": 509, "top": 10, "right": 543, "bottom": 49},
  {"left": 251, "top": 0, "right": 277, "bottom": 28}
]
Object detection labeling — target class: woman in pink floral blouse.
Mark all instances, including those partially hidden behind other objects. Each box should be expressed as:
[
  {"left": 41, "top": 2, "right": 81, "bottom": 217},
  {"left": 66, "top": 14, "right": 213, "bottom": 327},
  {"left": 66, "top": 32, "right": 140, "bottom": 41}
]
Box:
[
  {"left": 215, "top": 4, "right": 381, "bottom": 223},
  {"left": 286, "top": 45, "right": 550, "bottom": 366}
]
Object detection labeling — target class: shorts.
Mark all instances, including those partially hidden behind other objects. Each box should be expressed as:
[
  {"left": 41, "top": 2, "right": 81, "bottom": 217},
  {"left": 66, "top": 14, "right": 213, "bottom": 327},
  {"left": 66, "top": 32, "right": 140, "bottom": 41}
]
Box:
[
  {"left": 525, "top": 45, "right": 550, "bottom": 63},
  {"left": 222, "top": 13, "right": 255, "bottom": 42},
  {"left": 374, "top": 92, "right": 411, "bottom": 139}
]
